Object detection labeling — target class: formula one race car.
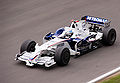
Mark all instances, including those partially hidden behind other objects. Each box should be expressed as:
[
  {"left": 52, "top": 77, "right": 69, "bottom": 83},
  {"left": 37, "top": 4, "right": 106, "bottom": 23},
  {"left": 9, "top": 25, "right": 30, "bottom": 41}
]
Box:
[{"left": 15, "top": 16, "right": 116, "bottom": 67}]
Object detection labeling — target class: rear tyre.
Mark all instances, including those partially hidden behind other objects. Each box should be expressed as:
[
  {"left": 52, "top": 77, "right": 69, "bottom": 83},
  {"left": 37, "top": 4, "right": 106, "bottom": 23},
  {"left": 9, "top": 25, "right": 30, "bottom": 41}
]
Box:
[
  {"left": 20, "top": 39, "right": 36, "bottom": 53},
  {"left": 54, "top": 47, "right": 70, "bottom": 66},
  {"left": 102, "top": 28, "right": 116, "bottom": 46}
]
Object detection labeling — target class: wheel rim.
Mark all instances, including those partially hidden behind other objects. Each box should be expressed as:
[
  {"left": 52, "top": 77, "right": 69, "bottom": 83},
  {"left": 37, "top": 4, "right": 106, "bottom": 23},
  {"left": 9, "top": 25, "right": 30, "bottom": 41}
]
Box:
[
  {"left": 62, "top": 50, "right": 70, "bottom": 64},
  {"left": 110, "top": 32, "right": 116, "bottom": 42},
  {"left": 28, "top": 43, "right": 36, "bottom": 52},
  {"left": 109, "top": 30, "right": 116, "bottom": 44}
]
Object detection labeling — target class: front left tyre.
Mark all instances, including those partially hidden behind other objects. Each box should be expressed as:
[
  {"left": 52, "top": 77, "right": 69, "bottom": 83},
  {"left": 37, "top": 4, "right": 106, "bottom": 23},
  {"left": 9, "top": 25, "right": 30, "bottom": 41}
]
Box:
[{"left": 20, "top": 39, "right": 36, "bottom": 53}]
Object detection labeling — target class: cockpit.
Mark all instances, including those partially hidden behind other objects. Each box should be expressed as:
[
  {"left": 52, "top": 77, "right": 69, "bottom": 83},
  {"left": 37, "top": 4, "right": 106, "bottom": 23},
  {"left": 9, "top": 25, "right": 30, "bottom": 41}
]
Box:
[{"left": 54, "top": 28, "right": 65, "bottom": 36}]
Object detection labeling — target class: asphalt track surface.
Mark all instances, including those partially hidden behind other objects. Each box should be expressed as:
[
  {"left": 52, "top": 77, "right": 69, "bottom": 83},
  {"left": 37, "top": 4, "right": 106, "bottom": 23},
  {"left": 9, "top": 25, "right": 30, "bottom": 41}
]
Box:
[{"left": 0, "top": 0, "right": 120, "bottom": 83}]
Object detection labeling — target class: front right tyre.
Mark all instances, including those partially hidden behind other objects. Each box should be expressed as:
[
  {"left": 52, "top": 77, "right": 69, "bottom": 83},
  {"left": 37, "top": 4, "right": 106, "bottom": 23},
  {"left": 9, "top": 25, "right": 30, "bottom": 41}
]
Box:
[{"left": 54, "top": 47, "right": 70, "bottom": 66}]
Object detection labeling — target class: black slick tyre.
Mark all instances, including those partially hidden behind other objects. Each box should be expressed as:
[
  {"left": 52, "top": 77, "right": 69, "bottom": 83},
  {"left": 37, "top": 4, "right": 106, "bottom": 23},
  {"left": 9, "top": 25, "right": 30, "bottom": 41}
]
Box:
[
  {"left": 54, "top": 47, "right": 70, "bottom": 66},
  {"left": 20, "top": 39, "right": 36, "bottom": 53},
  {"left": 102, "top": 28, "right": 116, "bottom": 46}
]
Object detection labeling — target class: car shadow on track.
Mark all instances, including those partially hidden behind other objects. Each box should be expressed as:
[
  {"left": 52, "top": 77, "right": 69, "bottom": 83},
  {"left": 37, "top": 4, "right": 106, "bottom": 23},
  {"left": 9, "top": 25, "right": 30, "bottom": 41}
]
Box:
[{"left": 15, "top": 61, "right": 61, "bottom": 70}]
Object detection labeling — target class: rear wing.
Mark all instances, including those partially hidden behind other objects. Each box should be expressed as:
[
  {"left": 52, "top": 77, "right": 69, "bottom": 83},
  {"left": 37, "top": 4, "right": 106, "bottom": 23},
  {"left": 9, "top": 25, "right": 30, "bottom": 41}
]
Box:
[{"left": 81, "top": 16, "right": 111, "bottom": 27}]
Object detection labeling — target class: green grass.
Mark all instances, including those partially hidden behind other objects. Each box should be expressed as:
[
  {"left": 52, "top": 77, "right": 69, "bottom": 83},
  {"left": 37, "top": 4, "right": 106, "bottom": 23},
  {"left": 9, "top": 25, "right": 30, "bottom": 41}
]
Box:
[{"left": 101, "top": 74, "right": 120, "bottom": 83}]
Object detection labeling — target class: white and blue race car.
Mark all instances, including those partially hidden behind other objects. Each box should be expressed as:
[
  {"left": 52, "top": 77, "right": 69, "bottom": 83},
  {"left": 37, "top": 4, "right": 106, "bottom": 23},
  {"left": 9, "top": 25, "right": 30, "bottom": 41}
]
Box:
[{"left": 15, "top": 16, "right": 116, "bottom": 67}]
